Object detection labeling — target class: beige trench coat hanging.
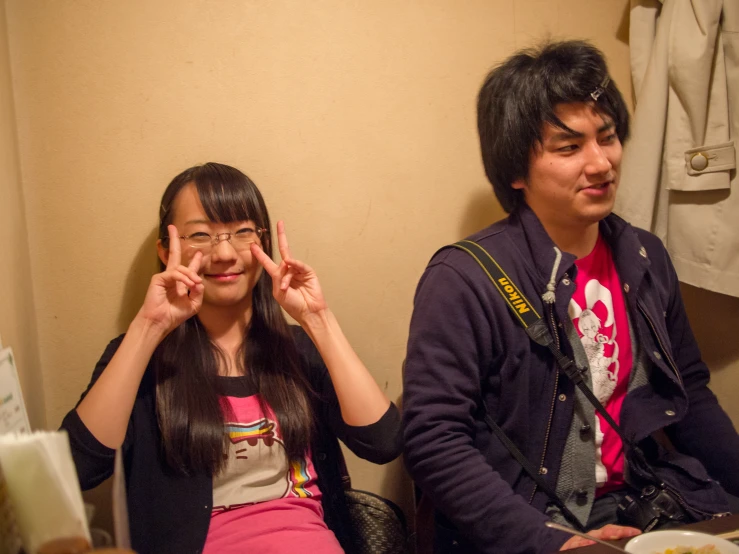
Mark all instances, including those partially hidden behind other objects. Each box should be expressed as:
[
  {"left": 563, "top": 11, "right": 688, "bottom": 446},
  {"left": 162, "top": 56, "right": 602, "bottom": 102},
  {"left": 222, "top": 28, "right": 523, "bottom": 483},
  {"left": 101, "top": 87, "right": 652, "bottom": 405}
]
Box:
[{"left": 616, "top": 0, "right": 738, "bottom": 297}]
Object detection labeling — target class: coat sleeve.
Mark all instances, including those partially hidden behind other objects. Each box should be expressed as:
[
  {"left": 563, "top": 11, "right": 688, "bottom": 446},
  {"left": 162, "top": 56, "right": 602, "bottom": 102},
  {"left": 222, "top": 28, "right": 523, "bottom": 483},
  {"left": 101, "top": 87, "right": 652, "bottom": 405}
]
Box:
[
  {"left": 658, "top": 244, "right": 739, "bottom": 496},
  {"left": 292, "top": 327, "right": 403, "bottom": 465},
  {"left": 615, "top": 0, "right": 671, "bottom": 231},
  {"left": 60, "top": 335, "right": 130, "bottom": 490},
  {"left": 402, "top": 262, "right": 569, "bottom": 554}
]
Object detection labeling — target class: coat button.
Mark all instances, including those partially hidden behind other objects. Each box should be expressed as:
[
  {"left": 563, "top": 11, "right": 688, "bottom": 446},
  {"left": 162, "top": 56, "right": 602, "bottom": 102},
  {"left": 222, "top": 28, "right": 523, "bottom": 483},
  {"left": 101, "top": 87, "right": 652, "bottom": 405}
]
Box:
[
  {"left": 540, "top": 467, "right": 548, "bottom": 475},
  {"left": 558, "top": 394, "right": 567, "bottom": 401},
  {"left": 653, "top": 351, "right": 662, "bottom": 360},
  {"left": 318, "top": 453, "right": 327, "bottom": 461},
  {"left": 580, "top": 424, "right": 591, "bottom": 435},
  {"left": 690, "top": 152, "right": 709, "bottom": 171},
  {"left": 639, "top": 246, "right": 647, "bottom": 258},
  {"left": 562, "top": 278, "right": 571, "bottom": 286},
  {"left": 665, "top": 409, "right": 676, "bottom": 417},
  {"left": 623, "top": 283, "right": 630, "bottom": 293}
]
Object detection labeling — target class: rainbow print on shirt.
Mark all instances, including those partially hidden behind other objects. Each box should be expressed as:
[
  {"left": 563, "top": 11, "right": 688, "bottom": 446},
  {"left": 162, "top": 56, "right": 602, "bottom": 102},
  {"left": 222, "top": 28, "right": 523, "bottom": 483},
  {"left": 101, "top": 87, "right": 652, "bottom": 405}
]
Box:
[
  {"left": 212, "top": 416, "right": 315, "bottom": 512},
  {"left": 289, "top": 458, "right": 312, "bottom": 498},
  {"left": 225, "top": 420, "right": 277, "bottom": 454}
]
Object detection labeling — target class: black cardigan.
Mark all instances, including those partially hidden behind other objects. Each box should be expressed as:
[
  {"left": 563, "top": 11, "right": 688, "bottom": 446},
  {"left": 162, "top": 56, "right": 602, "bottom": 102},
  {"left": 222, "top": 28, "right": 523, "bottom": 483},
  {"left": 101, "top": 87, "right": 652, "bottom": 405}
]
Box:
[{"left": 61, "top": 327, "right": 402, "bottom": 554}]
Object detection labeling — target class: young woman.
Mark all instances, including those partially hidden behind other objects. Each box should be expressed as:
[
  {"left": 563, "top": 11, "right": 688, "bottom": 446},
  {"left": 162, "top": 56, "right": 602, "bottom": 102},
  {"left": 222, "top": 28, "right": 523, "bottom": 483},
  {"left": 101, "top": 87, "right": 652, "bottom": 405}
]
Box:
[{"left": 61, "top": 162, "right": 402, "bottom": 554}]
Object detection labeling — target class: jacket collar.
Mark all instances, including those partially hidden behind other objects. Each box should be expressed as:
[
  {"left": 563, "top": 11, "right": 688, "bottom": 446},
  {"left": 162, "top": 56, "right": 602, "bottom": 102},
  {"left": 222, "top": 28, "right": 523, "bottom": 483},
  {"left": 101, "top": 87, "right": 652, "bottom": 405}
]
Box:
[
  {"left": 510, "top": 206, "right": 576, "bottom": 292},
  {"left": 599, "top": 211, "right": 651, "bottom": 300},
  {"left": 507, "top": 204, "right": 650, "bottom": 299}
]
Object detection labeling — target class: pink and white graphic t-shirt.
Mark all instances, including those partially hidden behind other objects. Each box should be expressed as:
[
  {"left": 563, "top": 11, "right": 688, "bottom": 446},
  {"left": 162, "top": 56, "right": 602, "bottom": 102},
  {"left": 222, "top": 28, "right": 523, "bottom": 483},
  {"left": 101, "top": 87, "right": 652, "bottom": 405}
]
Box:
[
  {"left": 203, "top": 379, "right": 343, "bottom": 554},
  {"left": 568, "top": 234, "right": 633, "bottom": 494}
]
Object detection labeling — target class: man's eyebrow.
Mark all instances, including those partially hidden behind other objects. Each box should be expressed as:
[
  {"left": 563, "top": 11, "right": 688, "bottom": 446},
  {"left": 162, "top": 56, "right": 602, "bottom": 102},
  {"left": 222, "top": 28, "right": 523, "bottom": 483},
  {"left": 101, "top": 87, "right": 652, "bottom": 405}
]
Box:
[
  {"left": 546, "top": 121, "right": 616, "bottom": 143},
  {"left": 548, "top": 129, "right": 583, "bottom": 142}
]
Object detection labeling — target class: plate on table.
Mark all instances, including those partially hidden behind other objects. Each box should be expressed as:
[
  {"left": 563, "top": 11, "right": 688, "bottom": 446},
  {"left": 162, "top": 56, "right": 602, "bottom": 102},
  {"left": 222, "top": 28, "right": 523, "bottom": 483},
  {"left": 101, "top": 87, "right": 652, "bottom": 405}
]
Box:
[{"left": 625, "top": 529, "right": 739, "bottom": 553}]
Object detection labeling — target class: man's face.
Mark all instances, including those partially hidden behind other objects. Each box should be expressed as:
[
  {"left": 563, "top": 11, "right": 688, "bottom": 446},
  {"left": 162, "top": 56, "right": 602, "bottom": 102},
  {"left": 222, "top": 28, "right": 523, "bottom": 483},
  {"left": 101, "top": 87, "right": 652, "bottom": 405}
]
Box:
[{"left": 512, "top": 102, "right": 623, "bottom": 232}]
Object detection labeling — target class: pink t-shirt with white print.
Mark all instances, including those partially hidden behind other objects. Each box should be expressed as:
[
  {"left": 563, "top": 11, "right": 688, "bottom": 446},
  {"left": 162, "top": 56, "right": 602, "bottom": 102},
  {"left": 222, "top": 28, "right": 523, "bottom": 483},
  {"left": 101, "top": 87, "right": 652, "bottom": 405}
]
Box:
[
  {"left": 569, "top": 234, "right": 633, "bottom": 495},
  {"left": 203, "top": 389, "right": 343, "bottom": 554}
]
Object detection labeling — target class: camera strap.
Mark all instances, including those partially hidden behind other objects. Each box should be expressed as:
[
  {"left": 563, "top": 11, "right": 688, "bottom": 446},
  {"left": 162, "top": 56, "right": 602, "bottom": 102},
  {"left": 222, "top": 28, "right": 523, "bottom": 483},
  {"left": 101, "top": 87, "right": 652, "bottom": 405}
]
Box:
[
  {"left": 479, "top": 398, "right": 585, "bottom": 530},
  {"left": 448, "top": 239, "right": 664, "bottom": 522}
]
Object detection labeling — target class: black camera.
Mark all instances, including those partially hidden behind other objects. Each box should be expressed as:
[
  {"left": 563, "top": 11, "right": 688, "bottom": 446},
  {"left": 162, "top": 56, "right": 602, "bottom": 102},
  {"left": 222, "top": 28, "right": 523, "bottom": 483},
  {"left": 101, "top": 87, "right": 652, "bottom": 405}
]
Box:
[{"left": 616, "top": 485, "right": 691, "bottom": 532}]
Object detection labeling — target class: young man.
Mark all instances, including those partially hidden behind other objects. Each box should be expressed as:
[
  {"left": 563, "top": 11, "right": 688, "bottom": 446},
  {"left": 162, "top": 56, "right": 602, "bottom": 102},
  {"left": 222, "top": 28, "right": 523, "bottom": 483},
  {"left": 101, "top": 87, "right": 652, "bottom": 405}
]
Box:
[{"left": 402, "top": 40, "right": 739, "bottom": 553}]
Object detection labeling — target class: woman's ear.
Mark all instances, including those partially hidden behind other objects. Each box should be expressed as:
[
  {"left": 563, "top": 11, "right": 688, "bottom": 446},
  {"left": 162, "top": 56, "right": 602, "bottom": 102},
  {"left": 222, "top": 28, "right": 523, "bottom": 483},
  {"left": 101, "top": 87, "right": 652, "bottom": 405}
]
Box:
[{"left": 157, "top": 239, "right": 169, "bottom": 267}]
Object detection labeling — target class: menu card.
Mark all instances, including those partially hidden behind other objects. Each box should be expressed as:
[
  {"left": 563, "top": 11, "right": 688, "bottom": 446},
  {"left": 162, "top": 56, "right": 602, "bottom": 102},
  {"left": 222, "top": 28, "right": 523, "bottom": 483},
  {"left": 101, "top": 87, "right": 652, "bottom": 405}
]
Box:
[
  {"left": 0, "top": 347, "right": 27, "bottom": 554},
  {"left": 0, "top": 348, "right": 30, "bottom": 435}
]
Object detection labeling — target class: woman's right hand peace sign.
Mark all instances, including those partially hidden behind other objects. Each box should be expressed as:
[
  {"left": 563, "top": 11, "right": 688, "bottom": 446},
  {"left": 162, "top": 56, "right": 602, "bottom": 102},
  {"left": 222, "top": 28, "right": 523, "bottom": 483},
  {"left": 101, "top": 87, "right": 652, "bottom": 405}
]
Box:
[{"left": 136, "top": 225, "right": 205, "bottom": 338}]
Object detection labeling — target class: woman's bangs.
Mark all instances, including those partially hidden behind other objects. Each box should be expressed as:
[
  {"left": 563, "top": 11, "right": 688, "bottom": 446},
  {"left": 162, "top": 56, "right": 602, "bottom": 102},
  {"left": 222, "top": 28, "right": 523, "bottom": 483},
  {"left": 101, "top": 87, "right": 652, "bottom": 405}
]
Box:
[{"left": 195, "top": 176, "right": 264, "bottom": 227}]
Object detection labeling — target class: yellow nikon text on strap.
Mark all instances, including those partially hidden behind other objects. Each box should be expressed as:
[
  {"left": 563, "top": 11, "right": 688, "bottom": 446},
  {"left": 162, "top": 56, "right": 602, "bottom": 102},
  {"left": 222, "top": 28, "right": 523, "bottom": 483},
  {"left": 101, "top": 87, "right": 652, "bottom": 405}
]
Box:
[{"left": 449, "top": 240, "right": 540, "bottom": 329}]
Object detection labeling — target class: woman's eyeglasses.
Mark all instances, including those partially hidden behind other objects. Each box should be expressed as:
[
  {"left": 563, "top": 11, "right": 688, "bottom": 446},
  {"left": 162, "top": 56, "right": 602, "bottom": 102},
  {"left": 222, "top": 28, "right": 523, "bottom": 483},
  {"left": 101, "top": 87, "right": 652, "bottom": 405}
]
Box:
[{"left": 177, "top": 227, "right": 267, "bottom": 254}]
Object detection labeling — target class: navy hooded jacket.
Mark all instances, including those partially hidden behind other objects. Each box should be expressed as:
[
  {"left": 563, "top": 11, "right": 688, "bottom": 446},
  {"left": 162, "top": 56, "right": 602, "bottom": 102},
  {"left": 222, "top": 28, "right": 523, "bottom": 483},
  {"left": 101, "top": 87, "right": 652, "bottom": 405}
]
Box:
[{"left": 402, "top": 206, "right": 739, "bottom": 554}]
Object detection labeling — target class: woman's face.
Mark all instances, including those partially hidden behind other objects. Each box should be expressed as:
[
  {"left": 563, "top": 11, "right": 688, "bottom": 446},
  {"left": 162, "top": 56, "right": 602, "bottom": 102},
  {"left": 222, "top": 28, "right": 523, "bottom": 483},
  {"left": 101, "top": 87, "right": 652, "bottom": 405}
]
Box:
[{"left": 158, "top": 183, "right": 264, "bottom": 310}]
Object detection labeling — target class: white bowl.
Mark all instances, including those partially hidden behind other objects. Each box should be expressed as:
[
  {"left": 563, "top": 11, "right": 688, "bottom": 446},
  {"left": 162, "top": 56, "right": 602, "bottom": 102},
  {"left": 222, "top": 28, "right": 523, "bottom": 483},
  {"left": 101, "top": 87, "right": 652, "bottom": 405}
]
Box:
[{"left": 625, "top": 530, "right": 739, "bottom": 553}]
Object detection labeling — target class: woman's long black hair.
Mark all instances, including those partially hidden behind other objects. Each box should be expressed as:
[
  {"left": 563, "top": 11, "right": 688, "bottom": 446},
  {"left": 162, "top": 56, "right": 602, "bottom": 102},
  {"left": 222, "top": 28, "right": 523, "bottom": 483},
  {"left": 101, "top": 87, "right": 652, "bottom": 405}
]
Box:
[{"left": 155, "top": 162, "right": 313, "bottom": 476}]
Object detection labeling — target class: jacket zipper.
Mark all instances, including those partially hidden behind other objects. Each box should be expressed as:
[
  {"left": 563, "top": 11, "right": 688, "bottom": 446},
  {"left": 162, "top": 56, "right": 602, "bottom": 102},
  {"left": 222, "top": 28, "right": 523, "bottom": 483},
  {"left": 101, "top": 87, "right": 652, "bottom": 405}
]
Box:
[
  {"left": 529, "top": 305, "right": 561, "bottom": 504},
  {"left": 637, "top": 302, "right": 683, "bottom": 388}
]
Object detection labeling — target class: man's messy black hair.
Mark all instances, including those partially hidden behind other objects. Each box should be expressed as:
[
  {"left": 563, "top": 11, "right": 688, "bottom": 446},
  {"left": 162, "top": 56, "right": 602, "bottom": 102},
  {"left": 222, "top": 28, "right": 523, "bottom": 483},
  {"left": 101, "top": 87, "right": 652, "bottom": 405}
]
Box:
[{"left": 477, "top": 40, "right": 630, "bottom": 213}]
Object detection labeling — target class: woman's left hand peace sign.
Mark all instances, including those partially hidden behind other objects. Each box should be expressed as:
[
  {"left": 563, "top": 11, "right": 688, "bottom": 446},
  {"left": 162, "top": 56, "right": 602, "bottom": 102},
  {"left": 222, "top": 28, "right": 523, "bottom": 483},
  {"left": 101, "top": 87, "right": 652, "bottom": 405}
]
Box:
[{"left": 250, "top": 221, "right": 328, "bottom": 324}]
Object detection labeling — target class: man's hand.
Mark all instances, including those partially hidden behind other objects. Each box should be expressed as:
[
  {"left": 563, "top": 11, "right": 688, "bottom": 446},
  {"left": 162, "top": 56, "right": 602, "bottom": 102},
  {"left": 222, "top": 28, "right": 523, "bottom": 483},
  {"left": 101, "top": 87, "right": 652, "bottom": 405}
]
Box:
[{"left": 559, "top": 524, "right": 641, "bottom": 550}]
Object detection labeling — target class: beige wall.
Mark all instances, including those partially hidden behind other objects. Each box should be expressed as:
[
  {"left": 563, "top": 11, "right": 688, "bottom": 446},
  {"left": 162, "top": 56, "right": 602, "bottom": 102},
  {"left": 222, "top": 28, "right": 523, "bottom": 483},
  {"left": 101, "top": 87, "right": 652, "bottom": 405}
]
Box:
[
  {"left": 4, "top": 0, "right": 633, "bottom": 511},
  {"left": 0, "top": 0, "right": 45, "bottom": 429},
  {"left": 682, "top": 285, "right": 739, "bottom": 424},
  {"left": 6, "top": 0, "right": 738, "bottom": 529}
]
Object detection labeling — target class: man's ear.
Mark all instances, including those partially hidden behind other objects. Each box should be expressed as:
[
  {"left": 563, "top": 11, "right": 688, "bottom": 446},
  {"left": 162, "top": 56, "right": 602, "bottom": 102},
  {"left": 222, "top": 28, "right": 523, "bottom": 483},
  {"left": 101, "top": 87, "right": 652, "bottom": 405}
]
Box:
[
  {"left": 157, "top": 239, "right": 169, "bottom": 267},
  {"left": 511, "top": 178, "right": 527, "bottom": 191}
]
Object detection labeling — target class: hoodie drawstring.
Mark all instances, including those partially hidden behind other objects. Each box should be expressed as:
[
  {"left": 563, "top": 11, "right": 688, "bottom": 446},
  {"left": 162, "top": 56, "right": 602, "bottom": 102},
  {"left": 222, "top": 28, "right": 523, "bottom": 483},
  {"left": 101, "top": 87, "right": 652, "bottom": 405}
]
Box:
[{"left": 541, "top": 247, "right": 562, "bottom": 304}]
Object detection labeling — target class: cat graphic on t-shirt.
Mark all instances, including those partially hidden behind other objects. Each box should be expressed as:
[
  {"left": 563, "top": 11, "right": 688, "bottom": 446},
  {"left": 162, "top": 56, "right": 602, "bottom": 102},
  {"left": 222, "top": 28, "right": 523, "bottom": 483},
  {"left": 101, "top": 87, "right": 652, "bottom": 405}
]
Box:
[{"left": 212, "top": 417, "right": 313, "bottom": 513}]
